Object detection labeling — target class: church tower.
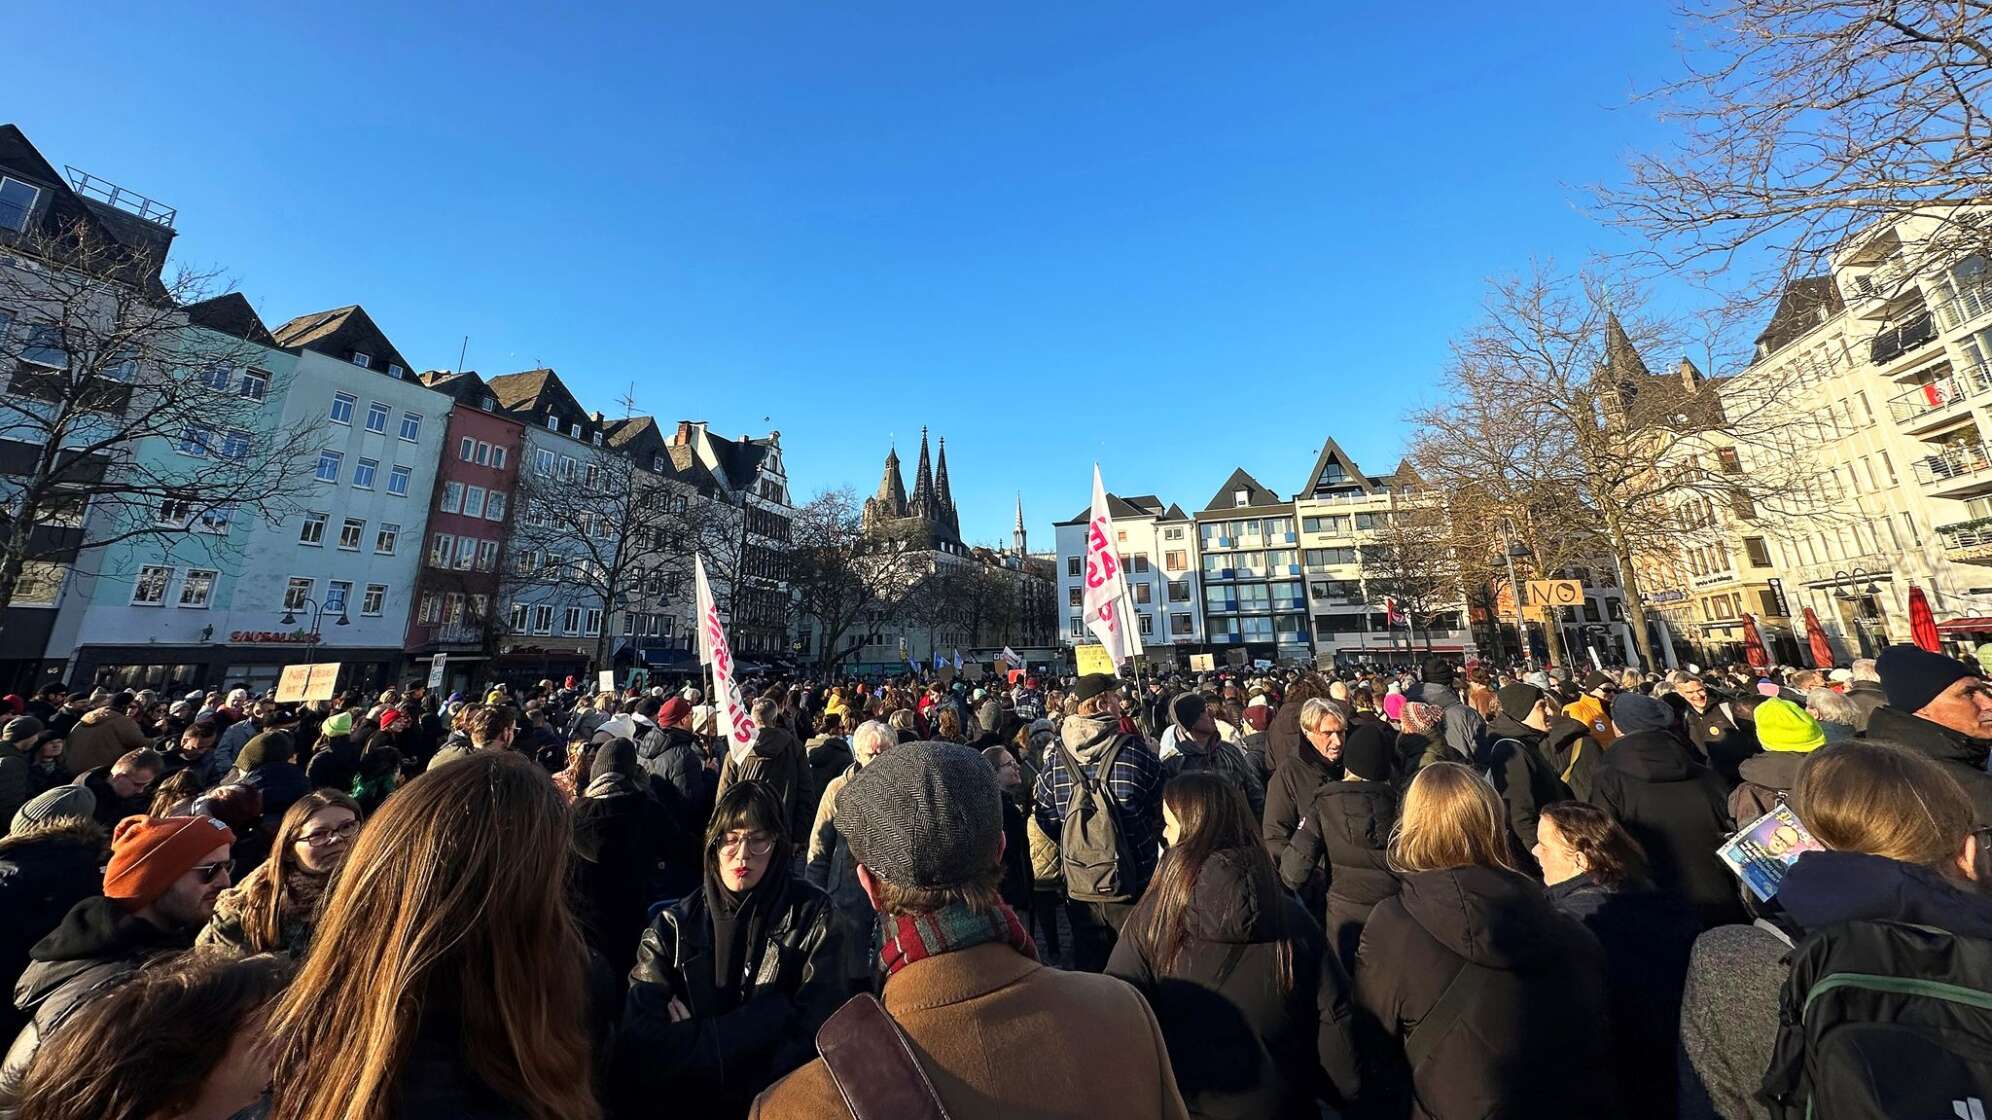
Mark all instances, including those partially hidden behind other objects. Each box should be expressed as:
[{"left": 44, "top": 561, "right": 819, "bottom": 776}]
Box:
[{"left": 1013, "top": 493, "right": 1027, "bottom": 555}]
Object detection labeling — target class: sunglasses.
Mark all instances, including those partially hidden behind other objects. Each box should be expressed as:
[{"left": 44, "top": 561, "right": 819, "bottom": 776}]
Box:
[{"left": 190, "top": 860, "right": 232, "bottom": 884}]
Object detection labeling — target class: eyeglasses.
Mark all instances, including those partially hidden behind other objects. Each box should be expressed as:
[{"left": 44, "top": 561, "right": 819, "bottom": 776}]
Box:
[
  {"left": 190, "top": 860, "right": 232, "bottom": 884},
  {"left": 297, "top": 821, "right": 360, "bottom": 849},
  {"left": 718, "top": 833, "right": 775, "bottom": 858}
]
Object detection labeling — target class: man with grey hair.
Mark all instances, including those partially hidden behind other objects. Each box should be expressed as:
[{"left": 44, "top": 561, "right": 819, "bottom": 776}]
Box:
[
  {"left": 1264, "top": 697, "right": 1350, "bottom": 904},
  {"left": 1844, "top": 657, "right": 1885, "bottom": 731},
  {"left": 806, "top": 719, "right": 897, "bottom": 993}
]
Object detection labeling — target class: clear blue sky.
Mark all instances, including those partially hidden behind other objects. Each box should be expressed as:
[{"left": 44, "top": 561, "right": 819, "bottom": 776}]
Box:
[{"left": 12, "top": 0, "right": 1689, "bottom": 546}]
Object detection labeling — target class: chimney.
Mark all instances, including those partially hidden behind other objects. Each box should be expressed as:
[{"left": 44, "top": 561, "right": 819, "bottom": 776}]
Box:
[
  {"left": 591, "top": 410, "right": 605, "bottom": 423},
  {"left": 674, "top": 420, "right": 693, "bottom": 446}
]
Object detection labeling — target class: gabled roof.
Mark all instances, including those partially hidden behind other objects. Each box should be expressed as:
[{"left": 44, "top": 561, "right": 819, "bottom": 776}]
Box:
[
  {"left": 1199, "top": 468, "right": 1283, "bottom": 513},
  {"left": 1058, "top": 491, "right": 1169, "bottom": 526},
  {"left": 703, "top": 431, "right": 769, "bottom": 491},
  {"left": 1753, "top": 276, "right": 1846, "bottom": 356},
  {"left": 0, "top": 124, "right": 177, "bottom": 291},
  {"left": 270, "top": 305, "right": 413, "bottom": 372},
  {"left": 1294, "top": 437, "right": 1376, "bottom": 499},
  {"left": 484, "top": 368, "right": 558, "bottom": 410},
  {"left": 183, "top": 293, "right": 274, "bottom": 346}
]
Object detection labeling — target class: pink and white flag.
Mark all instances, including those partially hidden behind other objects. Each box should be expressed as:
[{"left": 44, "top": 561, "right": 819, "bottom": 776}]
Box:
[
  {"left": 695, "top": 555, "right": 758, "bottom": 763},
  {"left": 1082, "top": 464, "right": 1134, "bottom": 669}
]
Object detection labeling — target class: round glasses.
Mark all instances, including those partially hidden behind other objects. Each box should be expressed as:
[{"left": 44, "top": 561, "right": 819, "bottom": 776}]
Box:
[{"left": 718, "top": 833, "right": 775, "bottom": 858}]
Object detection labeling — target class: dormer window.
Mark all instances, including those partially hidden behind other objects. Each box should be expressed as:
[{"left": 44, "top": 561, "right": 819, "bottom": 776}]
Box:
[
  {"left": 1233, "top": 489, "right": 1249, "bottom": 507},
  {"left": 570, "top": 422, "right": 582, "bottom": 438},
  {"left": 0, "top": 177, "right": 39, "bottom": 233},
  {"left": 482, "top": 396, "right": 497, "bottom": 411},
  {"left": 592, "top": 432, "right": 603, "bottom": 447},
  {"left": 545, "top": 415, "right": 559, "bottom": 431},
  {"left": 653, "top": 455, "right": 665, "bottom": 472},
  {"left": 352, "top": 352, "right": 372, "bottom": 369},
  {"left": 386, "top": 363, "right": 405, "bottom": 380}
]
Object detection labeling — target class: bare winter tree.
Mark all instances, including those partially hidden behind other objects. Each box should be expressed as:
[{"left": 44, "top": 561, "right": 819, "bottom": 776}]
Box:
[
  {"left": 1360, "top": 490, "right": 1465, "bottom": 657},
  {"left": 1410, "top": 264, "right": 1827, "bottom": 667},
  {"left": 789, "top": 487, "right": 929, "bottom": 673},
  {"left": 0, "top": 217, "right": 316, "bottom": 625},
  {"left": 1601, "top": 0, "right": 1992, "bottom": 294}
]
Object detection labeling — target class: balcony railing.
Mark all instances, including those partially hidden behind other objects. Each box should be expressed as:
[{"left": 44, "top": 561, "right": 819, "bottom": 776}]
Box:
[
  {"left": 1937, "top": 283, "right": 1992, "bottom": 331},
  {"left": 1870, "top": 312, "right": 1939, "bottom": 366},
  {"left": 1890, "top": 366, "right": 1992, "bottom": 424},
  {"left": 1913, "top": 442, "right": 1992, "bottom": 487},
  {"left": 1939, "top": 521, "right": 1992, "bottom": 554}
]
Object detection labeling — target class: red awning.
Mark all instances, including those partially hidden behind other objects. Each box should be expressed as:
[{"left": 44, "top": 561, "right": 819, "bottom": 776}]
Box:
[{"left": 1936, "top": 616, "right": 1992, "bottom": 633}]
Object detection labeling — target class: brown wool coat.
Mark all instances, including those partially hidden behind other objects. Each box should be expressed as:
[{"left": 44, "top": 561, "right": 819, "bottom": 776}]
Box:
[{"left": 750, "top": 941, "right": 1191, "bottom": 1120}]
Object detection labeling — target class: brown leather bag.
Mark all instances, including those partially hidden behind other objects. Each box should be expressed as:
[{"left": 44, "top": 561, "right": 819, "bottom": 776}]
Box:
[{"left": 815, "top": 993, "right": 952, "bottom": 1120}]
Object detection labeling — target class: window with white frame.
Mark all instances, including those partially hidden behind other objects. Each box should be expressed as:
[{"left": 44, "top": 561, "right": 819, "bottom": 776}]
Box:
[
  {"left": 559, "top": 456, "right": 576, "bottom": 481},
  {"left": 418, "top": 593, "right": 440, "bottom": 624},
  {"left": 178, "top": 569, "right": 216, "bottom": 608},
  {"left": 569, "top": 422, "right": 581, "bottom": 439},
  {"left": 536, "top": 449, "right": 554, "bottom": 476},
  {"left": 430, "top": 533, "right": 454, "bottom": 567},
  {"left": 387, "top": 465, "right": 411, "bottom": 496},
  {"left": 325, "top": 580, "right": 352, "bottom": 616},
  {"left": 219, "top": 430, "right": 250, "bottom": 460},
  {"left": 132, "top": 565, "right": 171, "bottom": 605},
  {"left": 533, "top": 605, "right": 554, "bottom": 633},
  {"left": 399, "top": 412, "right": 420, "bottom": 441},
  {"left": 315, "top": 450, "right": 342, "bottom": 482},
  {"left": 351, "top": 352, "right": 371, "bottom": 369},
  {"left": 585, "top": 608, "right": 602, "bottom": 635},
  {"left": 198, "top": 505, "right": 232, "bottom": 534},
  {"left": 454, "top": 537, "right": 476, "bottom": 570},
  {"left": 509, "top": 602, "right": 527, "bottom": 631},
  {"left": 179, "top": 427, "right": 213, "bottom": 457},
  {"left": 157, "top": 497, "right": 193, "bottom": 528},
  {"left": 299, "top": 513, "right": 328, "bottom": 545},
  {"left": 353, "top": 458, "right": 377, "bottom": 489},
  {"left": 476, "top": 540, "right": 498, "bottom": 571},
  {"left": 545, "top": 415, "right": 559, "bottom": 431},
  {"left": 459, "top": 437, "right": 475, "bottom": 461},
  {"left": 362, "top": 584, "right": 386, "bottom": 616},
  {"left": 329, "top": 393, "right": 356, "bottom": 424},
  {"left": 386, "top": 363, "right": 405, "bottom": 380},
  {"left": 474, "top": 441, "right": 490, "bottom": 465},
  {"left": 444, "top": 593, "right": 465, "bottom": 623},
  {"left": 338, "top": 518, "right": 365, "bottom": 550},
  {"left": 491, "top": 446, "right": 506, "bottom": 470},
  {"left": 563, "top": 606, "right": 583, "bottom": 635},
  {"left": 484, "top": 491, "right": 507, "bottom": 521},
  {"left": 375, "top": 523, "right": 398, "bottom": 553},
  {"left": 10, "top": 561, "right": 63, "bottom": 606},
  {"left": 238, "top": 370, "right": 268, "bottom": 401},
  {"left": 0, "top": 177, "right": 40, "bottom": 232},
  {"left": 365, "top": 402, "right": 389, "bottom": 432},
  {"left": 283, "top": 577, "right": 313, "bottom": 611},
  {"left": 440, "top": 481, "right": 463, "bottom": 513},
  {"left": 463, "top": 485, "right": 486, "bottom": 519},
  {"left": 198, "top": 363, "right": 234, "bottom": 391}
]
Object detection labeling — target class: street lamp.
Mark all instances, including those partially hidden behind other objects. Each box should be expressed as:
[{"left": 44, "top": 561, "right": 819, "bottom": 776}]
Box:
[
  {"left": 1829, "top": 567, "right": 1885, "bottom": 657},
  {"left": 280, "top": 595, "right": 349, "bottom": 666}
]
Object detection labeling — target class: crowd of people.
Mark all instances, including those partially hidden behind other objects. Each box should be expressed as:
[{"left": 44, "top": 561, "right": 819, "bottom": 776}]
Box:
[{"left": 0, "top": 643, "right": 1989, "bottom": 1117}]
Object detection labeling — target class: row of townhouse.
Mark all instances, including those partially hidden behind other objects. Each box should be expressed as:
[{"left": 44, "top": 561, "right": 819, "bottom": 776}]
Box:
[
  {"left": 0, "top": 124, "right": 793, "bottom": 696},
  {"left": 1640, "top": 210, "right": 1992, "bottom": 668},
  {"left": 1052, "top": 440, "right": 1486, "bottom": 669}
]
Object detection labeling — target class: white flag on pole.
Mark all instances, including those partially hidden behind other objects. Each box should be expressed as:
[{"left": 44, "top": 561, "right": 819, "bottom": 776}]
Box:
[
  {"left": 999, "top": 645, "right": 1021, "bottom": 668},
  {"left": 695, "top": 555, "right": 758, "bottom": 763},
  {"left": 1082, "top": 464, "right": 1133, "bottom": 669},
  {"left": 952, "top": 649, "right": 962, "bottom": 670}
]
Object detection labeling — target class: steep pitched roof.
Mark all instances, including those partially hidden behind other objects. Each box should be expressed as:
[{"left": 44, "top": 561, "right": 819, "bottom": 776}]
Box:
[
  {"left": 1753, "top": 276, "right": 1846, "bottom": 356},
  {"left": 270, "top": 305, "right": 413, "bottom": 372},
  {"left": 1295, "top": 437, "right": 1376, "bottom": 498},
  {"left": 1059, "top": 491, "right": 1167, "bottom": 525},
  {"left": 1603, "top": 310, "right": 1653, "bottom": 381},
  {"left": 0, "top": 124, "right": 177, "bottom": 290},
  {"left": 1199, "top": 468, "right": 1283, "bottom": 513},
  {"left": 704, "top": 432, "right": 770, "bottom": 491},
  {"left": 483, "top": 368, "right": 557, "bottom": 410},
  {"left": 183, "top": 293, "right": 274, "bottom": 346}
]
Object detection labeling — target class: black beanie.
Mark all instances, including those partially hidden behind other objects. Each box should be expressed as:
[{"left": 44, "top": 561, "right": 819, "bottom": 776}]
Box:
[
  {"left": 1495, "top": 683, "right": 1543, "bottom": 720},
  {"left": 1877, "top": 644, "right": 1979, "bottom": 714},
  {"left": 1342, "top": 723, "right": 1395, "bottom": 783},
  {"left": 1170, "top": 692, "right": 1207, "bottom": 731}
]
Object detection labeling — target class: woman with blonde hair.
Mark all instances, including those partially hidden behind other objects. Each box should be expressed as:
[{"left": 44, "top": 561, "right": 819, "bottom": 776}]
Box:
[
  {"left": 199, "top": 788, "right": 361, "bottom": 957},
  {"left": 1354, "top": 762, "right": 1612, "bottom": 1119},
  {"left": 264, "top": 752, "right": 600, "bottom": 1120}
]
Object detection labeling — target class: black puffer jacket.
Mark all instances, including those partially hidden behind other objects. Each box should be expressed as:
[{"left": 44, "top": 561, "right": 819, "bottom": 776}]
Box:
[
  {"left": 1865, "top": 705, "right": 1992, "bottom": 827},
  {"left": 1353, "top": 865, "right": 1613, "bottom": 1120},
  {"left": 1262, "top": 742, "right": 1340, "bottom": 908},
  {"left": 571, "top": 785, "right": 675, "bottom": 978},
  {"left": 1314, "top": 779, "right": 1399, "bottom": 970},
  {"left": 613, "top": 874, "right": 843, "bottom": 1117},
  {"left": 1546, "top": 874, "right": 1701, "bottom": 1120},
  {"left": 1107, "top": 848, "right": 1361, "bottom": 1119},
  {"left": 636, "top": 725, "right": 712, "bottom": 880},
  {"left": 1586, "top": 729, "right": 1741, "bottom": 928},
  {"left": 1675, "top": 694, "right": 1757, "bottom": 787},
  {"left": 0, "top": 819, "right": 104, "bottom": 1044},
  {"left": 1, "top": 895, "right": 196, "bottom": 1110},
  {"left": 1481, "top": 716, "right": 1576, "bottom": 867},
  {"left": 715, "top": 727, "right": 814, "bottom": 846}
]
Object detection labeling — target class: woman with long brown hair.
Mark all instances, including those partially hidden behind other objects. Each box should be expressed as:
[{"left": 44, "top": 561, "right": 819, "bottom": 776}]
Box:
[
  {"left": 198, "top": 788, "right": 362, "bottom": 957},
  {"left": 1354, "top": 762, "right": 1612, "bottom": 1119},
  {"left": 1107, "top": 772, "right": 1360, "bottom": 1119},
  {"left": 264, "top": 752, "right": 600, "bottom": 1120}
]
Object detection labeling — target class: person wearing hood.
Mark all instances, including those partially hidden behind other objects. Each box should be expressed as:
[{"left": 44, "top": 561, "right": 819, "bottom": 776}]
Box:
[
  {"left": 1865, "top": 643, "right": 1992, "bottom": 826},
  {"left": 1679, "top": 741, "right": 1992, "bottom": 1120},
  {"left": 1585, "top": 692, "right": 1740, "bottom": 928},
  {"left": 1274, "top": 721, "right": 1402, "bottom": 970},
  {"left": 1536, "top": 802, "right": 1701, "bottom": 1120},
  {"left": 0, "top": 814, "right": 235, "bottom": 1106},
  {"left": 1160, "top": 692, "right": 1266, "bottom": 819},
  {"left": 801, "top": 714, "right": 852, "bottom": 825},
  {"left": 1728, "top": 697, "right": 1826, "bottom": 823},
  {"left": 615, "top": 780, "right": 842, "bottom": 1117},
  {"left": 805, "top": 720, "right": 897, "bottom": 993},
  {"left": 56, "top": 692, "right": 148, "bottom": 779},
  {"left": 303, "top": 710, "right": 362, "bottom": 794},
  {"left": 1263, "top": 698, "right": 1348, "bottom": 914},
  {"left": 1353, "top": 762, "right": 1613, "bottom": 1119},
  {"left": 716, "top": 697, "right": 814, "bottom": 852},
  {"left": 1478, "top": 684, "right": 1579, "bottom": 870},
  {"left": 0, "top": 788, "right": 105, "bottom": 1043},
  {"left": 230, "top": 730, "right": 311, "bottom": 831},
  {"left": 1033, "top": 673, "right": 1169, "bottom": 972},
  {"left": 1109, "top": 771, "right": 1361, "bottom": 1119},
  {"left": 572, "top": 737, "right": 675, "bottom": 978}
]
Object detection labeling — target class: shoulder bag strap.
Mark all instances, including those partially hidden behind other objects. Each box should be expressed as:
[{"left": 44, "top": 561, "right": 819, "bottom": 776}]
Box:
[
  {"left": 1404, "top": 961, "right": 1492, "bottom": 1073},
  {"left": 815, "top": 993, "right": 953, "bottom": 1120}
]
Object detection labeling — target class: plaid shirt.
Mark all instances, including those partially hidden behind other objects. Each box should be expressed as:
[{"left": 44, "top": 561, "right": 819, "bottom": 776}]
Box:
[
  {"left": 1033, "top": 724, "right": 1168, "bottom": 896},
  {"left": 1013, "top": 689, "right": 1045, "bottom": 722}
]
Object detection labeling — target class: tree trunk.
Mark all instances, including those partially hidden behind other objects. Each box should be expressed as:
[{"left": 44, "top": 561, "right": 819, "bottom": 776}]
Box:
[{"left": 1613, "top": 547, "right": 1659, "bottom": 670}]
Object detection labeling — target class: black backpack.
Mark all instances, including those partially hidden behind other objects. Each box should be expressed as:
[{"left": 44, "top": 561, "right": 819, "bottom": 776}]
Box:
[
  {"left": 1054, "top": 737, "right": 1138, "bottom": 904},
  {"left": 1763, "top": 919, "right": 1992, "bottom": 1120}
]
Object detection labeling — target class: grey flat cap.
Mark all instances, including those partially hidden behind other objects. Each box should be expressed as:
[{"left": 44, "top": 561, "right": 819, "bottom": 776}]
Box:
[{"left": 839, "top": 740, "right": 1002, "bottom": 889}]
